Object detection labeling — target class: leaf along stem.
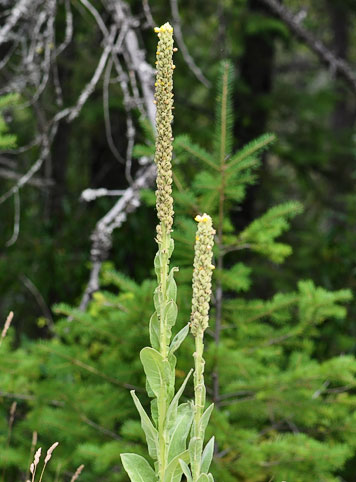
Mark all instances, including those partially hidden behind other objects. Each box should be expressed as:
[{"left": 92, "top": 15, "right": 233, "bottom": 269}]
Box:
[{"left": 192, "top": 333, "right": 206, "bottom": 481}]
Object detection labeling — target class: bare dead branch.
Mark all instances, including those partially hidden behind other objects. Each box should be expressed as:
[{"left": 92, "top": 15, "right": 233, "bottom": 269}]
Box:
[
  {"left": 1, "top": 0, "right": 159, "bottom": 311},
  {"left": 170, "top": 0, "right": 211, "bottom": 88},
  {"left": 55, "top": 0, "right": 73, "bottom": 57},
  {"left": 81, "top": 188, "right": 126, "bottom": 201},
  {"left": 20, "top": 274, "right": 55, "bottom": 331},
  {"left": 5, "top": 188, "right": 20, "bottom": 246},
  {"left": 67, "top": 27, "right": 118, "bottom": 122},
  {"left": 142, "top": 0, "right": 155, "bottom": 29},
  {"left": 0, "top": 138, "right": 50, "bottom": 205},
  {"left": 103, "top": 57, "right": 125, "bottom": 163},
  {"left": 78, "top": 0, "right": 158, "bottom": 310},
  {"left": 0, "top": 0, "right": 31, "bottom": 46},
  {"left": 78, "top": 163, "right": 156, "bottom": 310},
  {"left": 260, "top": 0, "right": 356, "bottom": 93}
]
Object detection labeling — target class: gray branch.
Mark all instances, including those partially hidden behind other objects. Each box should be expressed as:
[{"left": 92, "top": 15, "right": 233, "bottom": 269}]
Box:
[
  {"left": 260, "top": 0, "right": 356, "bottom": 93},
  {"left": 0, "top": 0, "right": 31, "bottom": 45},
  {"left": 170, "top": 0, "right": 211, "bottom": 88},
  {"left": 78, "top": 0, "right": 157, "bottom": 311}
]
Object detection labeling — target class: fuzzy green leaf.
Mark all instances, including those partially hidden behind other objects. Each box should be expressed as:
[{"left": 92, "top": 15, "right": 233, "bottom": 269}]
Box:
[
  {"left": 169, "top": 324, "right": 189, "bottom": 355},
  {"left": 167, "top": 267, "right": 179, "bottom": 302},
  {"left": 179, "top": 458, "right": 192, "bottom": 482},
  {"left": 154, "top": 288, "right": 161, "bottom": 312},
  {"left": 163, "top": 449, "right": 190, "bottom": 482},
  {"left": 151, "top": 399, "right": 158, "bottom": 427},
  {"left": 165, "top": 300, "right": 178, "bottom": 328},
  {"left": 197, "top": 475, "right": 209, "bottom": 482},
  {"left": 130, "top": 391, "right": 158, "bottom": 460},
  {"left": 166, "top": 369, "right": 193, "bottom": 428},
  {"left": 188, "top": 436, "right": 202, "bottom": 469},
  {"left": 201, "top": 436, "right": 215, "bottom": 474},
  {"left": 154, "top": 253, "right": 161, "bottom": 280},
  {"left": 167, "top": 402, "right": 194, "bottom": 463},
  {"left": 120, "top": 453, "right": 156, "bottom": 482},
  {"left": 146, "top": 378, "right": 155, "bottom": 399},
  {"left": 169, "top": 238, "right": 175, "bottom": 257},
  {"left": 199, "top": 403, "right": 214, "bottom": 440},
  {"left": 140, "top": 347, "right": 170, "bottom": 399},
  {"left": 149, "top": 312, "right": 160, "bottom": 351}
]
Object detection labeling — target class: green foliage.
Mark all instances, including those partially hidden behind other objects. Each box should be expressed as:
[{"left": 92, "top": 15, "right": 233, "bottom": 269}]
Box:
[
  {"left": 0, "top": 94, "right": 19, "bottom": 149},
  {"left": 1, "top": 58, "right": 356, "bottom": 482}
]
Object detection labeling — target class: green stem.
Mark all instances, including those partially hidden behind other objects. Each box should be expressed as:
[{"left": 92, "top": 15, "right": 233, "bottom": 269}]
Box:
[
  {"left": 159, "top": 224, "right": 170, "bottom": 359},
  {"left": 158, "top": 388, "right": 167, "bottom": 482},
  {"left": 157, "top": 223, "right": 171, "bottom": 481},
  {"left": 192, "top": 333, "right": 205, "bottom": 481}
]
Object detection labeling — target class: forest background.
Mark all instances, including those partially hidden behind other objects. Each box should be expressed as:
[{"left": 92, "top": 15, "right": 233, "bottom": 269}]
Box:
[{"left": 1, "top": 0, "right": 356, "bottom": 481}]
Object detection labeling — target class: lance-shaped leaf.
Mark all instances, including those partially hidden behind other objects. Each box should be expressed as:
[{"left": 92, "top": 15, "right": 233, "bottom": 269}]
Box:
[
  {"left": 169, "top": 324, "right": 189, "bottom": 355},
  {"left": 140, "top": 347, "right": 170, "bottom": 399},
  {"left": 169, "top": 238, "right": 175, "bottom": 257},
  {"left": 189, "top": 436, "right": 202, "bottom": 469},
  {"left": 154, "top": 288, "right": 161, "bottom": 312},
  {"left": 166, "top": 369, "right": 193, "bottom": 431},
  {"left": 146, "top": 378, "right": 155, "bottom": 399},
  {"left": 154, "top": 252, "right": 161, "bottom": 280},
  {"left": 167, "top": 402, "right": 194, "bottom": 463},
  {"left": 165, "top": 300, "right": 178, "bottom": 328},
  {"left": 167, "top": 267, "right": 179, "bottom": 302},
  {"left": 179, "top": 458, "right": 192, "bottom": 482},
  {"left": 131, "top": 391, "right": 158, "bottom": 460},
  {"left": 120, "top": 453, "right": 156, "bottom": 482},
  {"left": 164, "top": 300, "right": 179, "bottom": 343},
  {"left": 201, "top": 436, "right": 215, "bottom": 474},
  {"left": 151, "top": 399, "right": 158, "bottom": 427},
  {"left": 198, "top": 403, "right": 214, "bottom": 440},
  {"left": 163, "top": 449, "right": 190, "bottom": 482},
  {"left": 207, "top": 474, "right": 214, "bottom": 481},
  {"left": 149, "top": 312, "right": 160, "bottom": 351},
  {"left": 197, "top": 474, "right": 209, "bottom": 482}
]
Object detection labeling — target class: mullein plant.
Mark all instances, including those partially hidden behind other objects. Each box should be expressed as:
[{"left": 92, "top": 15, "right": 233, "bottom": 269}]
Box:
[{"left": 120, "top": 23, "right": 216, "bottom": 482}]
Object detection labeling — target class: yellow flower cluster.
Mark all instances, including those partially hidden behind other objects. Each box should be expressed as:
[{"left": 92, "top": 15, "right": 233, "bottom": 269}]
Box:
[
  {"left": 190, "top": 214, "right": 216, "bottom": 336},
  {"left": 154, "top": 24, "right": 174, "bottom": 34},
  {"left": 153, "top": 23, "right": 175, "bottom": 241}
]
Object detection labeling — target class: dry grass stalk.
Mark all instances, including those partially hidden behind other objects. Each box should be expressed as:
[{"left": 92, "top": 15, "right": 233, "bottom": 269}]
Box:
[
  {"left": 70, "top": 464, "right": 85, "bottom": 481},
  {"left": 30, "top": 447, "right": 42, "bottom": 482},
  {"left": 0, "top": 311, "right": 14, "bottom": 345},
  {"left": 26, "top": 431, "right": 38, "bottom": 481},
  {"left": 38, "top": 442, "right": 59, "bottom": 482}
]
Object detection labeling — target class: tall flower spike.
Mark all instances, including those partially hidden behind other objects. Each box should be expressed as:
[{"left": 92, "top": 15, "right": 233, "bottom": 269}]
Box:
[
  {"left": 153, "top": 22, "right": 174, "bottom": 242},
  {"left": 191, "top": 213, "right": 215, "bottom": 336}
]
